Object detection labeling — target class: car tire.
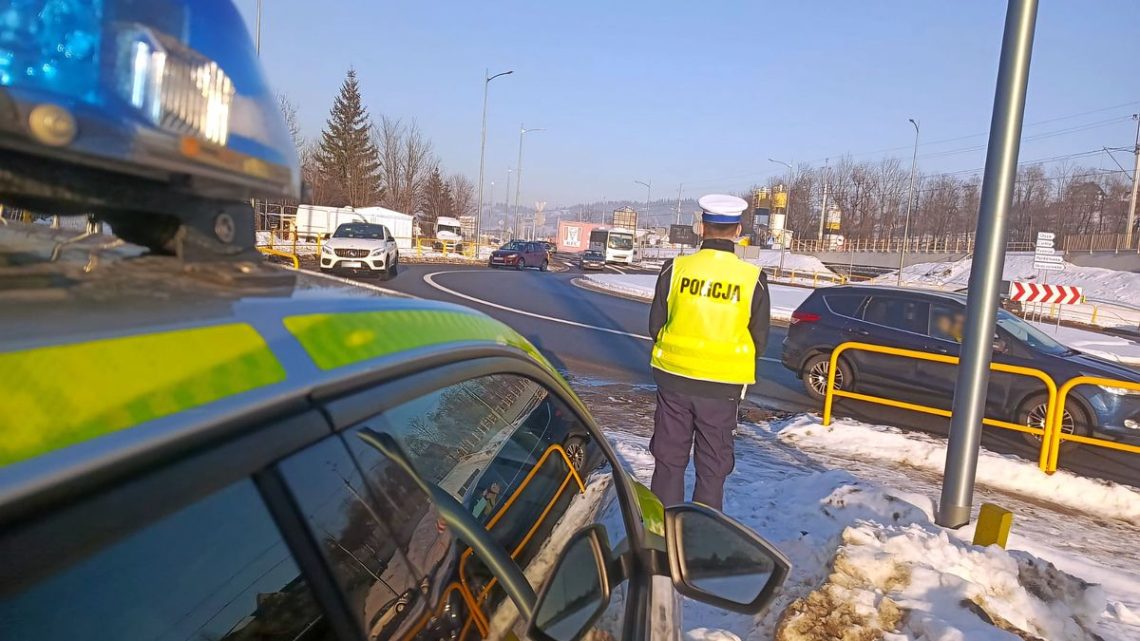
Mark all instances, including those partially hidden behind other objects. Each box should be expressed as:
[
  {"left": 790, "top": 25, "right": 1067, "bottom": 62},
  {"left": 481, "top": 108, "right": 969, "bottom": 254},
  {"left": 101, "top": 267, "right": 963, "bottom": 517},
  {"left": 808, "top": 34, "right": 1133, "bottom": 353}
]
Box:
[
  {"left": 801, "top": 352, "right": 852, "bottom": 402},
  {"left": 1016, "top": 393, "right": 1090, "bottom": 452},
  {"left": 516, "top": 259, "right": 525, "bottom": 271},
  {"left": 540, "top": 260, "right": 549, "bottom": 272},
  {"left": 563, "top": 435, "right": 588, "bottom": 472}
]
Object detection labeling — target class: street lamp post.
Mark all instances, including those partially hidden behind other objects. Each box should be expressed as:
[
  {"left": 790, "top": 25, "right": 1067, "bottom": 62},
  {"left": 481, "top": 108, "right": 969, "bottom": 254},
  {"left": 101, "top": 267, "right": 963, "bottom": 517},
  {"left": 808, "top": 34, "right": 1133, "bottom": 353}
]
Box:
[
  {"left": 476, "top": 69, "right": 513, "bottom": 250},
  {"left": 769, "top": 158, "right": 794, "bottom": 277},
  {"left": 898, "top": 119, "right": 921, "bottom": 286},
  {"left": 513, "top": 125, "right": 544, "bottom": 239},
  {"left": 255, "top": 0, "right": 262, "bottom": 56},
  {"left": 635, "top": 179, "right": 652, "bottom": 228}
]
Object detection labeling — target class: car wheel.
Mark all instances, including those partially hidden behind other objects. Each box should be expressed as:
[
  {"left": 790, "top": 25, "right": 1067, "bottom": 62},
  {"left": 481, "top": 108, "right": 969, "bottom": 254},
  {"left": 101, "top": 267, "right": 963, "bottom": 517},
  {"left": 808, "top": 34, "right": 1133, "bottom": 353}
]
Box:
[
  {"left": 540, "top": 260, "right": 549, "bottom": 272},
  {"left": 1017, "top": 394, "right": 1090, "bottom": 451},
  {"left": 801, "top": 353, "right": 851, "bottom": 402},
  {"left": 516, "top": 259, "right": 525, "bottom": 271},
  {"left": 388, "top": 255, "right": 398, "bottom": 277},
  {"left": 563, "top": 436, "right": 588, "bottom": 472}
]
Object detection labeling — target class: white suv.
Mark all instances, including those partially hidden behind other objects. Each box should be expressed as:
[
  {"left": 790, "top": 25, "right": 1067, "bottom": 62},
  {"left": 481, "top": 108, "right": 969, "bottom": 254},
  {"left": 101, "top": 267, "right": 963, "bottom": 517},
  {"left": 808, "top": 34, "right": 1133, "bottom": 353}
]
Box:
[{"left": 320, "top": 222, "right": 399, "bottom": 279}]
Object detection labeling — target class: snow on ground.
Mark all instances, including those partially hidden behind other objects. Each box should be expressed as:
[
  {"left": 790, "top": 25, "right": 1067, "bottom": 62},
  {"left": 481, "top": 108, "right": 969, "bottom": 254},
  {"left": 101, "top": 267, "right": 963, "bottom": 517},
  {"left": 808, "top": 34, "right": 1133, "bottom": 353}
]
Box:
[
  {"left": 776, "top": 415, "right": 1140, "bottom": 527},
  {"left": 640, "top": 248, "right": 842, "bottom": 286},
  {"left": 608, "top": 419, "right": 1138, "bottom": 641},
  {"left": 1028, "top": 320, "right": 1140, "bottom": 366},
  {"left": 581, "top": 273, "right": 812, "bottom": 322}
]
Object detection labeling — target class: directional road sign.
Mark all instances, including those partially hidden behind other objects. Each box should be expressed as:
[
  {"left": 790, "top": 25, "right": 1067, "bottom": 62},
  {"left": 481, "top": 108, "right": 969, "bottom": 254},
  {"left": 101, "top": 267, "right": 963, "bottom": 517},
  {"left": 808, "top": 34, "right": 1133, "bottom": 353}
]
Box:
[{"left": 1009, "top": 282, "right": 1082, "bottom": 303}]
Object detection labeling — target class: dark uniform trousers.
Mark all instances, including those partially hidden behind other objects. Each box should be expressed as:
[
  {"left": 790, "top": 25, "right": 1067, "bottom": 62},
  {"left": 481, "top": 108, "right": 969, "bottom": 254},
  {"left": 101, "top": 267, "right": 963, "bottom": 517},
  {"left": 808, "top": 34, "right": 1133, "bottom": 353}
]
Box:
[{"left": 649, "top": 388, "right": 738, "bottom": 510}]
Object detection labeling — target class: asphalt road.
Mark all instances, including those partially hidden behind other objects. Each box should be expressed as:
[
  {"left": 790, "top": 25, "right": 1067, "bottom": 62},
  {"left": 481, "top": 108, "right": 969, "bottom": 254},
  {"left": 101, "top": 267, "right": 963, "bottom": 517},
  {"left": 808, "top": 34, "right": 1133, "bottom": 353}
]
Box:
[{"left": 376, "top": 261, "right": 1139, "bottom": 488}]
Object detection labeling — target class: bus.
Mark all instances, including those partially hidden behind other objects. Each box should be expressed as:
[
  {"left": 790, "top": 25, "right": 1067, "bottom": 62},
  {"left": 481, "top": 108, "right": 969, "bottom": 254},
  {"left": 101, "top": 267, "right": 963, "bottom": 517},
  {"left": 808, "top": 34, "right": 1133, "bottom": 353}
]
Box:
[{"left": 588, "top": 227, "right": 638, "bottom": 264}]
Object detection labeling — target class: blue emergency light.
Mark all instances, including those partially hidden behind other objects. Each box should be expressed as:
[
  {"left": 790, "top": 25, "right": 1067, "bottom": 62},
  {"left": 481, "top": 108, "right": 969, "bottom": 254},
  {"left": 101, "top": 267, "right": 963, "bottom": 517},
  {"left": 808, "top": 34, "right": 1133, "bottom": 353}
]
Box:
[{"left": 0, "top": 0, "right": 299, "bottom": 199}]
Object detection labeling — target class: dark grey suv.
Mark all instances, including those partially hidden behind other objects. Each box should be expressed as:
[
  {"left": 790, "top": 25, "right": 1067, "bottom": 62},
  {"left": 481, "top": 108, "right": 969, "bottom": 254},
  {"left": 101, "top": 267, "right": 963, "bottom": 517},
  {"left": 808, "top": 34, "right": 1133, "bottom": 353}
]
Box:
[{"left": 782, "top": 285, "right": 1140, "bottom": 447}]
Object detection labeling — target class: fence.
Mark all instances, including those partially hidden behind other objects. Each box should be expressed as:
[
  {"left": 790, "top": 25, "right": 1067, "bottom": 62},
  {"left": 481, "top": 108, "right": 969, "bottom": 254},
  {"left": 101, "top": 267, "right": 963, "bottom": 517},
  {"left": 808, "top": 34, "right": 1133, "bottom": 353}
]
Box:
[
  {"left": 788, "top": 235, "right": 1037, "bottom": 254},
  {"left": 820, "top": 341, "right": 1140, "bottom": 475},
  {"left": 1062, "top": 232, "right": 1140, "bottom": 254}
]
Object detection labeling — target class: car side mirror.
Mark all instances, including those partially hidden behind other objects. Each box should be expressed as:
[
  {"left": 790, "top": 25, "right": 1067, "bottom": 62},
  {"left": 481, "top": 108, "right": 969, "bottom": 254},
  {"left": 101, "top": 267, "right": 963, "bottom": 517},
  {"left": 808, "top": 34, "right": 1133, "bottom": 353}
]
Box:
[
  {"left": 664, "top": 503, "right": 790, "bottom": 614},
  {"left": 528, "top": 525, "right": 612, "bottom": 641}
]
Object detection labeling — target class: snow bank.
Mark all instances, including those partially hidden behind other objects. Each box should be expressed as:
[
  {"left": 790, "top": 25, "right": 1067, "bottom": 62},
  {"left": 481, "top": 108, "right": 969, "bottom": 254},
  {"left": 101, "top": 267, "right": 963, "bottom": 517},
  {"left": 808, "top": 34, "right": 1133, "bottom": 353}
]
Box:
[
  {"left": 746, "top": 249, "right": 839, "bottom": 279},
  {"left": 775, "top": 415, "right": 1140, "bottom": 527},
  {"left": 606, "top": 430, "right": 1115, "bottom": 641},
  {"left": 580, "top": 274, "right": 812, "bottom": 322},
  {"left": 876, "top": 252, "right": 1140, "bottom": 309}
]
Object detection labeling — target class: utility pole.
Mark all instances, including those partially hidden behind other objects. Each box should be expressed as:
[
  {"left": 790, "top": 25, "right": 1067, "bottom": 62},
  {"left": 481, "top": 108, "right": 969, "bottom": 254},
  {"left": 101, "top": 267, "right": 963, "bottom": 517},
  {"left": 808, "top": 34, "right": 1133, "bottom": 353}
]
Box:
[
  {"left": 1126, "top": 113, "right": 1139, "bottom": 250},
  {"left": 938, "top": 0, "right": 1038, "bottom": 529},
  {"left": 254, "top": 0, "right": 262, "bottom": 56},
  {"left": 504, "top": 167, "right": 512, "bottom": 238},
  {"left": 635, "top": 179, "right": 652, "bottom": 229},
  {"left": 476, "top": 69, "right": 513, "bottom": 251},
  {"left": 898, "top": 119, "right": 921, "bottom": 286},
  {"left": 817, "top": 182, "right": 829, "bottom": 242},
  {"left": 513, "top": 126, "right": 544, "bottom": 239},
  {"left": 675, "top": 184, "right": 683, "bottom": 226}
]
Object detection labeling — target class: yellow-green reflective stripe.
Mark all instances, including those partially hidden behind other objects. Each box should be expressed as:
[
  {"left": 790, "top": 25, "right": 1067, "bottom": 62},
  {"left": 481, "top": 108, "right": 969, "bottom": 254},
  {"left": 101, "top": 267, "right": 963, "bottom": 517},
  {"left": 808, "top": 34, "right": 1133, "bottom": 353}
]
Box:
[
  {"left": 283, "top": 309, "right": 551, "bottom": 371},
  {"left": 633, "top": 479, "right": 665, "bottom": 536},
  {"left": 1, "top": 324, "right": 285, "bottom": 466}
]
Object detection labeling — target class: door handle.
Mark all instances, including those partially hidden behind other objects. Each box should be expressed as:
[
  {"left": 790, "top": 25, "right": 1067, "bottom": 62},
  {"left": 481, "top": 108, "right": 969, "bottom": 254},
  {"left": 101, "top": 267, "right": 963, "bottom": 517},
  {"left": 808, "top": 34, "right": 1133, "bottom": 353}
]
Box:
[
  {"left": 928, "top": 345, "right": 950, "bottom": 355},
  {"left": 844, "top": 327, "right": 870, "bottom": 337}
]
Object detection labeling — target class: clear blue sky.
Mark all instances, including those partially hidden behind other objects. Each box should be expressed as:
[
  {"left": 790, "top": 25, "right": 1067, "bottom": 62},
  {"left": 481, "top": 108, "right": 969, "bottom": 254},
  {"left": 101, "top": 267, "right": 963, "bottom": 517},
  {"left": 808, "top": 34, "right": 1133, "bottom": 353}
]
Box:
[{"left": 237, "top": 1, "right": 1139, "bottom": 205}]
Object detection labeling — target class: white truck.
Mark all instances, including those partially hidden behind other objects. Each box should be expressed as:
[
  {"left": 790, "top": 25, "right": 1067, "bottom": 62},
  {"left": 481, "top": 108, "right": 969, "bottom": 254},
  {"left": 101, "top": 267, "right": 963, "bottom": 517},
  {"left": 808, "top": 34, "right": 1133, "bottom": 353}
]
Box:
[
  {"left": 432, "top": 216, "right": 466, "bottom": 253},
  {"left": 295, "top": 204, "right": 415, "bottom": 249}
]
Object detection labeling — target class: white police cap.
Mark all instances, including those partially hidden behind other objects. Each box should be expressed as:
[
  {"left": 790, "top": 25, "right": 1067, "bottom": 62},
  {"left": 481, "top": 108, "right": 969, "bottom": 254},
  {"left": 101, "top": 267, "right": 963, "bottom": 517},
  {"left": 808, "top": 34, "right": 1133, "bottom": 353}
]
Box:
[{"left": 698, "top": 194, "right": 749, "bottom": 224}]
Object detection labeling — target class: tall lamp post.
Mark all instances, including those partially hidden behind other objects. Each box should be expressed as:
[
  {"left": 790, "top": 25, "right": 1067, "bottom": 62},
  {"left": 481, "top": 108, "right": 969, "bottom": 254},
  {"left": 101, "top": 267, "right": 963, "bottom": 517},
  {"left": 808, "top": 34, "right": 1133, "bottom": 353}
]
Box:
[
  {"left": 769, "top": 159, "right": 794, "bottom": 276},
  {"left": 255, "top": 0, "right": 262, "bottom": 56},
  {"left": 476, "top": 69, "right": 513, "bottom": 249},
  {"left": 898, "top": 119, "right": 921, "bottom": 286},
  {"left": 513, "top": 125, "right": 544, "bottom": 239},
  {"left": 635, "top": 179, "right": 652, "bottom": 228}
]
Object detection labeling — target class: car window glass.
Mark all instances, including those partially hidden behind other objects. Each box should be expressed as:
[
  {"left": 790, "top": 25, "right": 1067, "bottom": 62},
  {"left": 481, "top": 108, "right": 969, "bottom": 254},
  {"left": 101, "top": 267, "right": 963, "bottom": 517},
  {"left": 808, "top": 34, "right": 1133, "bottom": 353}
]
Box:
[
  {"left": 930, "top": 303, "right": 966, "bottom": 342},
  {"left": 280, "top": 437, "right": 425, "bottom": 641},
  {"left": 863, "top": 296, "right": 930, "bottom": 334},
  {"left": 342, "top": 374, "right": 629, "bottom": 641},
  {"left": 824, "top": 294, "right": 865, "bottom": 318},
  {"left": 0, "top": 480, "right": 332, "bottom": 641}
]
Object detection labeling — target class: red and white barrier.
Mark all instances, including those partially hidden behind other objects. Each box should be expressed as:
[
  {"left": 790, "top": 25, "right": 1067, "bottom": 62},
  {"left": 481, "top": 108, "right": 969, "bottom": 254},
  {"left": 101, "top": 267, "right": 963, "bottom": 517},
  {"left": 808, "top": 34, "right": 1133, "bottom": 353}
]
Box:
[{"left": 1009, "top": 282, "right": 1082, "bottom": 305}]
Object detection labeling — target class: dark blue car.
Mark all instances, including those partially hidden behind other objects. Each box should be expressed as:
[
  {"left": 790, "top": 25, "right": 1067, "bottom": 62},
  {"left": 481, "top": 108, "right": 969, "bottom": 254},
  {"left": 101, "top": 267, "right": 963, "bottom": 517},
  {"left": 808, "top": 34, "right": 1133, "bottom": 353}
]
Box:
[{"left": 782, "top": 285, "right": 1140, "bottom": 447}]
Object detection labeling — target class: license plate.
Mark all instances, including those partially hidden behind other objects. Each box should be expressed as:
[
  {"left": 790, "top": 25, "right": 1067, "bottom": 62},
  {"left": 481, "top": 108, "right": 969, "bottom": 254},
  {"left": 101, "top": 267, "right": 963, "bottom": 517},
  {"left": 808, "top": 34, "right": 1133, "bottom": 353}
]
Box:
[{"left": 342, "top": 261, "right": 363, "bottom": 268}]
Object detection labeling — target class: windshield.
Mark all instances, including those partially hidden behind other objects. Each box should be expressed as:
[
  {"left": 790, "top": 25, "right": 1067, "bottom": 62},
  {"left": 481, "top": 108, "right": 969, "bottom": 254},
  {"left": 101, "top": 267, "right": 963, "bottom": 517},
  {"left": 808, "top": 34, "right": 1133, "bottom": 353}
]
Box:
[
  {"left": 500, "top": 241, "right": 524, "bottom": 251},
  {"left": 333, "top": 223, "right": 384, "bottom": 239},
  {"left": 996, "top": 310, "right": 1071, "bottom": 356},
  {"left": 608, "top": 234, "right": 634, "bottom": 250},
  {"left": 584, "top": 251, "right": 603, "bottom": 259}
]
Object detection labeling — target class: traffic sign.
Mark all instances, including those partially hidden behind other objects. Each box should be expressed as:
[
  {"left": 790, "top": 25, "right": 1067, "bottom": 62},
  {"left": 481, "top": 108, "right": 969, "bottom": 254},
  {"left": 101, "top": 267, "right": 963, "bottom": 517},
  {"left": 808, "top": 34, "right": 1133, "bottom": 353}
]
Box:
[
  {"left": 1035, "top": 239, "right": 1054, "bottom": 249},
  {"left": 1033, "top": 262, "right": 1064, "bottom": 272},
  {"left": 1036, "top": 231, "right": 1055, "bottom": 241},
  {"left": 1033, "top": 254, "right": 1063, "bottom": 263},
  {"left": 1033, "top": 247, "right": 1055, "bottom": 255},
  {"left": 1009, "top": 281, "right": 1081, "bottom": 304}
]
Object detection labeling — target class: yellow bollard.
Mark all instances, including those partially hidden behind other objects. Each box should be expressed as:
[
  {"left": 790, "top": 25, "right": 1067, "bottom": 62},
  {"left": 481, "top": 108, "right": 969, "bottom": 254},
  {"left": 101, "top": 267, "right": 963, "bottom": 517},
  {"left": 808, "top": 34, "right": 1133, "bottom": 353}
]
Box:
[
  {"left": 813, "top": 271, "right": 819, "bottom": 287},
  {"left": 1090, "top": 305, "right": 1098, "bottom": 325},
  {"left": 972, "top": 503, "right": 1013, "bottom": 548},
  {"left": 790, "top": 269, "right": 797, "bottom": 282}
]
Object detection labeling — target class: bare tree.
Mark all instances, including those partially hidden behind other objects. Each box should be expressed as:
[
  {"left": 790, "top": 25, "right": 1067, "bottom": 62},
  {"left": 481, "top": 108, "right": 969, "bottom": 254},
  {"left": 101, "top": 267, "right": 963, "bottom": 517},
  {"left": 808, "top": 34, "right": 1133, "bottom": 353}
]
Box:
[
  {"left": 448, "top": 173, "right": 476, "bottom": 219},
  {"left": 374, "top": 117, "right": 437, "bottom": 215}
]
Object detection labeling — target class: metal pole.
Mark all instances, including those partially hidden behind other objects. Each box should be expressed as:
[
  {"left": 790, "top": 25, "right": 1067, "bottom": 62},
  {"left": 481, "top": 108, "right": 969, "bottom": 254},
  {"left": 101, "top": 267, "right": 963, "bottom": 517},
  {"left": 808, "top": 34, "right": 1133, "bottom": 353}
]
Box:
[
  {"left": 769, "top": 159, "right": 795, "bottom": 275},
  {"left": 818, "top": 181, "right": 828, "bottom": 242},
  {"left": 938, "top": 0, "right": 1038, "bottom": 529},
  {"left": 898, "top": 119, "right": 921, "bottom": 286},
  {"left": 504, "top": 167, "right": 512, "bottom": 238},
  {"left": 1125, "top": 114, "right": 1139, "bottom": 250},
  {"left": 255, "top": 0, "right": 262, "bottom": 56},
  {"left": 514, "top": 126, "right": 525, "bottom": 239},
  {"left": 476, "top": 70, "right": 513, "bottom": 254},
  {"left": 675, "top": 184, "right": 683, "bottom": 226}
]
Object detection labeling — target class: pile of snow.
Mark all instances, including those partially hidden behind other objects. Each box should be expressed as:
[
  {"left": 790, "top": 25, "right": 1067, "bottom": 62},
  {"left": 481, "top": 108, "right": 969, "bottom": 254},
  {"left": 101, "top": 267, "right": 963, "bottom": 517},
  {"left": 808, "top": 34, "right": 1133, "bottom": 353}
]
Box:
[
  {"left": 775, "top": 415, "right": 1140, "bottom": 527},
  {"left": 878, "top": 252, "right": 1140, "bottom": 309},
  {"left": 1030, "top": 320, "right": 1140, "bottom": 366},
  {"left": 747, "top": 249, "right": 839, "bottom": 280},
  {"left": 580, "top": 274, "right": 812, "bottom": 322},
  {"left": 607, "top": 429, "right": 1119, "bottom": 641}
]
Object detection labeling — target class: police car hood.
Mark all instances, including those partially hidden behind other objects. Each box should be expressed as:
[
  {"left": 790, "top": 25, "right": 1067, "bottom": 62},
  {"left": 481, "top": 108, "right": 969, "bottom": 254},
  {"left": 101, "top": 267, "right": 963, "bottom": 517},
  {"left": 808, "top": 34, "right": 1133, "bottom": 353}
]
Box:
[{"left": 325, "top": 237, "right": 389, "bottom": 251}]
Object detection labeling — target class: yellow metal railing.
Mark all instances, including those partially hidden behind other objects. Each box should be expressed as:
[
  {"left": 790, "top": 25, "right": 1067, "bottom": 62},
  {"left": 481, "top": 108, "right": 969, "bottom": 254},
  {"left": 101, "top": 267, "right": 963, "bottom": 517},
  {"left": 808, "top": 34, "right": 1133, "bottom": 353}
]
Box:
[
  {"left": 456, "top": 442, "right": 585, "bottom": 634},
  {"left": 1046, "top": 376, "right": 1140, "bottom": 472},
  {"left": 256, "top": 246, "right": 299, "bottom": 269},
  {"left": 822, "top": 341, "right": 1058, "bottom": 470}
]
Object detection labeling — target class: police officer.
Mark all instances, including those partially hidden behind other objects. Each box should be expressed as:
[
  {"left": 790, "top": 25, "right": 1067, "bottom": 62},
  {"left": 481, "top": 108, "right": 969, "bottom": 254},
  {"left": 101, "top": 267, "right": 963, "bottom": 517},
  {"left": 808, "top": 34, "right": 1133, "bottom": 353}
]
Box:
[{"left": 648, "top": 194, "right": 770, "bottom": 510}]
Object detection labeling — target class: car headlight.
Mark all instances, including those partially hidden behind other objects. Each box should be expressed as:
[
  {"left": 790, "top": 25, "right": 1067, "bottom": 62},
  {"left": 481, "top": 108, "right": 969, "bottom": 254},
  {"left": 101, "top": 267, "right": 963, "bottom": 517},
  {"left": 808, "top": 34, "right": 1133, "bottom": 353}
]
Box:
[
  {"left": 321, "top": 245, "right": 334, "bottom": 255},
  {"left": 370, "top": 248, "right": 386, "bottom": 256},
  {"left": 1098, "top": 385, "right": 1140, "bottom": 397}
]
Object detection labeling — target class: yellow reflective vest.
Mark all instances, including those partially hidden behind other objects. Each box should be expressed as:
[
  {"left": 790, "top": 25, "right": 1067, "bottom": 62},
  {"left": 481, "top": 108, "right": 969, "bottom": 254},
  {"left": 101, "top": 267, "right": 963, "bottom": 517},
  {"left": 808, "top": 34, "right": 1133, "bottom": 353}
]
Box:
[{"left": 650, "top": 249, "right": 761, "bottom": 385}]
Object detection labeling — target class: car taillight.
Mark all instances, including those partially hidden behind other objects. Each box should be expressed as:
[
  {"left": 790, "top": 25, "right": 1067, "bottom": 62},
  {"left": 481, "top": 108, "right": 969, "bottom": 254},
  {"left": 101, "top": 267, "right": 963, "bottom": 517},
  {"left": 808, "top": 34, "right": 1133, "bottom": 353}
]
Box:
[{"left": 791, "top": 311, "right": 820, "bottom": 324}]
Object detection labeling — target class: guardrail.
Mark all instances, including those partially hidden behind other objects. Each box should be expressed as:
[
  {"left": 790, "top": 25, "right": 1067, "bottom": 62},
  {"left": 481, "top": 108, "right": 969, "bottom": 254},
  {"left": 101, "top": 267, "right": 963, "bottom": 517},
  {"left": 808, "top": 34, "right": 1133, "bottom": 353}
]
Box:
[
  {"left": 1045, "top": 377, "right": 1140, "bottom": 473},
  {"left": 821, "top": 341, "right": 1058, "bottom": 470},
  {"left": 255, "top": 246, "right": 299, "bottom": 269}
]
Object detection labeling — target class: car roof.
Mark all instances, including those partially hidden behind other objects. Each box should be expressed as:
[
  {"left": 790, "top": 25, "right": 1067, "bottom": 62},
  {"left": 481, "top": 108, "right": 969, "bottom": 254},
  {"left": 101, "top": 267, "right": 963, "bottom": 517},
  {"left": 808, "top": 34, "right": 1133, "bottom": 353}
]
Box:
[
  {"left": 820, "top": 283, "right": 970, "bottom": 306},
  {"left": 0, "top": 223, "right": 556, "bottom": 514}
]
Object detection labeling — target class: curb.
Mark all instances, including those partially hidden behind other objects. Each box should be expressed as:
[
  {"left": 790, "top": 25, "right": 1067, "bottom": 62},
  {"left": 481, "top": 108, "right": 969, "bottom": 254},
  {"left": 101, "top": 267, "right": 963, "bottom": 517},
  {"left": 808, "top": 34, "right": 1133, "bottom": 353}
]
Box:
[{"left": 571, "top": 277, "right": 653, "bottom": 303}]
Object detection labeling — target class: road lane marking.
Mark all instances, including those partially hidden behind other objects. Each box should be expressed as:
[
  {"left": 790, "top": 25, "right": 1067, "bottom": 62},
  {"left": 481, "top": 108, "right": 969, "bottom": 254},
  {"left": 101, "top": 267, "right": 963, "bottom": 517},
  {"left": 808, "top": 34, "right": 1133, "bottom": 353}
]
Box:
[
  {"left": 606, "top": 264, "right": 627, "bottom": 274},
  {"left": 422, "top": 270, "right": 781, "bottom": 362}
]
